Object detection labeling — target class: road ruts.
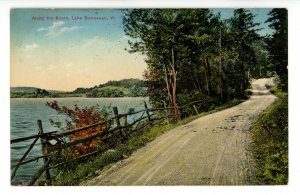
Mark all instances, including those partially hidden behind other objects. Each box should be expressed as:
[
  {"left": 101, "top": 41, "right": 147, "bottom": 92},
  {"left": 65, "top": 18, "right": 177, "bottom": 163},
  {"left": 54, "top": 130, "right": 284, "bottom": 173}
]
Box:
[{"left": 82, "top": 78, "right": 277, "bottom": 185}]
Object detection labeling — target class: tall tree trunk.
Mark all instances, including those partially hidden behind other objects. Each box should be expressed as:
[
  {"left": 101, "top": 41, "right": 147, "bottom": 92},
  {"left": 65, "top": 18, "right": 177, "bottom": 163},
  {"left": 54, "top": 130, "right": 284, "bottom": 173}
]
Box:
[
  {"left": 190, "top": 73, "right": 199, "bottom": 93},
  {"left": 188, "top": 70, "right": 201, "bottom": 94},
  {"left": 219, "top": 57, "right": 225, "bottom": 99},
  {"left": 204, "top": 64, "right": 209, "bottom": 95},
  {"left": 162, "top": 61, "right": 172, "bottom": 106},
  {"left": 195, "top": 75, "right": 202, "bottom": 94},
  {"left": 170, "top": 47, "right": 180, "bottom": 120},
  {"left": 204, "top": 59, "right": 212, "bottom": 96},
  {"left": 219, "top": 30, "right": 225, "bottom": 99},
  {"left": 240, "top": 63, "right": 245, "bottom": 96}
]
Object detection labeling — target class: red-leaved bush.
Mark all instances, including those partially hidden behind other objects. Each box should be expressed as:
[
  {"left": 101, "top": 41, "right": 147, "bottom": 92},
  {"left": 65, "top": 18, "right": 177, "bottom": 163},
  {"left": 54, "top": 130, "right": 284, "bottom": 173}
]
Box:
[{"left": 46, "top": 101, "right": 109, "bottom": 156}]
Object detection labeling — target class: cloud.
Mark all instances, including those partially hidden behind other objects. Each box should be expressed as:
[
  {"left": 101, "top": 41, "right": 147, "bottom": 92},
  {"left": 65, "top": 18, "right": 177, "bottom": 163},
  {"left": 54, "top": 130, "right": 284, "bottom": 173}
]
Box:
[
  {"left": 37, "top": 21, "right": 81, "bottom": 38},
  {"left": 82, "top": 36, "right": 105, "bottom": 48},
  {"left": 22, "top": 43, "right": 39, "bottom": 58},
  {"left": 60, "top": 26, "right": 80, "bottom": 33},
  {"left": 37, "top": 27, "right": 47, "bottom": 32},
  {"left": 24, "top": 43, "right": 38, "bottom": 51}
]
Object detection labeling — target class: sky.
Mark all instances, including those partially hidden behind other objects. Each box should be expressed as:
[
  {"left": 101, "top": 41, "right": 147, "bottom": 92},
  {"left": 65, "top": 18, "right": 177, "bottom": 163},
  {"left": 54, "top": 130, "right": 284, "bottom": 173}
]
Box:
[
  {"left": 212, "top": 8, "right": 274, "bottom": 36},
  {"left": 11, "top": 8, "right": 273, "bottom": 91}
]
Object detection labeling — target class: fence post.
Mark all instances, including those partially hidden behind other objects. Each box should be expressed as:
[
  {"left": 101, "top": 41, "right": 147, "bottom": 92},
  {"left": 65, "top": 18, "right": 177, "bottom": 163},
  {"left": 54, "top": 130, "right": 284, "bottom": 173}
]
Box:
[
  {"left": 37, "top": 120, "right": 51, "bottom": 185},
  {"left": 123, "top": 115, "right": 128, "bottom": 137},
  {"left": 144, "top": 101, "right": 153, "bottom": 126},
  {"left": 193, "top": 105, "right": 199, "bottom": 115},
  {"left": 113, "top": 107, "right": 126, "bottom": 139}
]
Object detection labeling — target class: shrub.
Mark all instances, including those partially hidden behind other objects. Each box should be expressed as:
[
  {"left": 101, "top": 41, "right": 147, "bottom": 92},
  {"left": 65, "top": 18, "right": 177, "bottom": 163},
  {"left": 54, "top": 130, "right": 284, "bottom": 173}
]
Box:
[
  {"left": 46, "top": 101, "right": 111, "bottom": 156},
  {"left": 251, "top": 90, "right": 288, "bottom": 184}
]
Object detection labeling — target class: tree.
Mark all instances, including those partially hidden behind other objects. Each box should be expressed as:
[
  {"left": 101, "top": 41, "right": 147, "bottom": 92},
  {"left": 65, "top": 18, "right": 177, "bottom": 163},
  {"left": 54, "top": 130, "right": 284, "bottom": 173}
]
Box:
[
  {"left": 36, "top": 88, "right": 41, "bottom": 94},
  {"left": 265, "top": 8, "right": 288, "bottom": 91},
  {"left": 183, "top": 9, "right": 217, "bottom": 96},
  {"left": 123, "top": 9, "right": 189, "bottom": 118},
  {"left": 123, "top": 9, "right": 264, "bottom": 117},
  {"left": 229, "top": 9, "right": 260, "bottom": 96},
  {"left": 252, "top": 39, "right": 269, "bottom": 78}
]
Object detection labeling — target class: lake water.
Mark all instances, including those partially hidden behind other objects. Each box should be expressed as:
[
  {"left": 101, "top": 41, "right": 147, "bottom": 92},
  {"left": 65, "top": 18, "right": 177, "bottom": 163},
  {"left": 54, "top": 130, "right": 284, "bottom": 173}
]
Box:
[{"left": 10, "top": 97, "right": 149, "bottom": 183}]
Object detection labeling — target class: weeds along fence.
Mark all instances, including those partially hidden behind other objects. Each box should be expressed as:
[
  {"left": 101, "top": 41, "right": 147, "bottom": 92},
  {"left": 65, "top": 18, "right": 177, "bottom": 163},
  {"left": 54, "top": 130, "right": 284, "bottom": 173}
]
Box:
[{"left": 10, "top": 100, "right": 203, "bottom": 186}]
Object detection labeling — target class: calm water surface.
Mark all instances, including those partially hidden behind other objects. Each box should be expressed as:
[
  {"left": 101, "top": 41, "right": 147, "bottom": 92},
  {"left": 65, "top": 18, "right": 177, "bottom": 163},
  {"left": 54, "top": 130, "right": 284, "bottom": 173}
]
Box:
[{"left": 10, "top": 97, "right": 149, "bottom": 183}]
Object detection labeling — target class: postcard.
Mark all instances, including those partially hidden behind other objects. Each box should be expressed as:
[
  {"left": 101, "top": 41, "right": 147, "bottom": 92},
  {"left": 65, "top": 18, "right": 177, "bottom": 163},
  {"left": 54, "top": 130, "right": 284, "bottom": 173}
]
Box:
[{"left": 10, "top": 8, "right": 288, "bottom": 186}]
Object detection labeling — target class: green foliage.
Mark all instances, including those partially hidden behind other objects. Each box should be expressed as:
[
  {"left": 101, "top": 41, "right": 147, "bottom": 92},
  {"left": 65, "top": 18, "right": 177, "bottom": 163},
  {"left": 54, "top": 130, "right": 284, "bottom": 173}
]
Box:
[
  {"left": 251, "top": 39, "right": 270, "bottom": 78},
  {"left": 10, "top": 86, "right": 85, "bottom": 98},
  {"left": 10, "top": 87, "right": 41, "bottom": 93},
  {"left": 11, "top": 92, "right": 39, "bottom": 98},
  {"left": 229, "top": 9, "right": 261, "bottom": 96},
  {"left": 11, "top": 79, "right": 147, "bottom": 98},
  {"left": 102, "top": 79, "right": 146, "bottom": 89},
  {"left": 53, "top": 150, "right": 123, "bottom": 185},
  {"left": 123, "top": 9, "right": 263, "bottom": 113},
  {"left": 87, "top": 86, "right": 126, "bottom": 97},
  {"left": 86, "top": 85, "right": 148, "bottom": 98},
  {"left": 75, "top": 78, "right": 148, "bottom": 97},
  {"left": 177, "top": 91, "right": 222, "bottom": 117},
  {"left": 11, "top": 88, "right": 54, "bottom": 98},
  {"left": 251, "top": 89, "right": 288, "bottom": 184},
  {"left": 265, "top": 9, "right": 288, "bottom": 91}
]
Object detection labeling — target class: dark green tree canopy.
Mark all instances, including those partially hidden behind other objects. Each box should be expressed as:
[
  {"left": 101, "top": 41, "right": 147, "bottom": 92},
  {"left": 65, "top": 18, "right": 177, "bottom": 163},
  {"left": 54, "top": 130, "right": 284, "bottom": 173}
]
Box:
[
  {"left": 265, "top": 8, "right": 288, "bottom": 91},
  {"left": 122, "top": 8, "right": 285, "bottom": 116}
]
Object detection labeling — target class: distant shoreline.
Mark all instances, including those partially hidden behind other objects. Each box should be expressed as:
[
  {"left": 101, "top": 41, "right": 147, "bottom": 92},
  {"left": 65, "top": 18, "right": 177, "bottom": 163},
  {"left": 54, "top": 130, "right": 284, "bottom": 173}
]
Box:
[
  {"left": 11, "top": 78, "right": 148, "bottom": 99},
  {"left": 10, "top": 96, "right": 148, "bottom": 99}
]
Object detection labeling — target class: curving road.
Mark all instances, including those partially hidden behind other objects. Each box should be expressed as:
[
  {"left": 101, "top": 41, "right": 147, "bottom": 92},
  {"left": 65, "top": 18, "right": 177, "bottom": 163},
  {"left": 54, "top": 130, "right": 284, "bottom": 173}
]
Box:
[{"left": 82, "top": 78, "right": 277, "bottom": 185}]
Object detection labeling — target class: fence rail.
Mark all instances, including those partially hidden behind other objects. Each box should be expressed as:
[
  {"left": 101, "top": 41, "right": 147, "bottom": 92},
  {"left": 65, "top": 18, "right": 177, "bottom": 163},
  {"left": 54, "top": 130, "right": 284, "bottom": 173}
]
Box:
[{"left": 10, "top": 100, "right": 203, "bottom": 185}]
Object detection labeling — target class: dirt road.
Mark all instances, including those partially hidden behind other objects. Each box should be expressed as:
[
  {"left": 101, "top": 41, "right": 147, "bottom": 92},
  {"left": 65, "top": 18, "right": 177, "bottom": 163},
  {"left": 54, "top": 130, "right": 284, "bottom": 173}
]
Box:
[{"left": 83, "top": 78, "right": 277, "bottom": 185}]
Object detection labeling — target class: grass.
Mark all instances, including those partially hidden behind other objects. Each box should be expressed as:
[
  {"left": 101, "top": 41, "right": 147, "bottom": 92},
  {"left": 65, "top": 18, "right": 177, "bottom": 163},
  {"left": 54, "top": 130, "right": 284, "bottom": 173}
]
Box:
[
  {"left": 50, "top": 98, "right": 244, "bottom": 186},
  {"left": 250, "top": 87, "right": 288, "bottom": 185}
]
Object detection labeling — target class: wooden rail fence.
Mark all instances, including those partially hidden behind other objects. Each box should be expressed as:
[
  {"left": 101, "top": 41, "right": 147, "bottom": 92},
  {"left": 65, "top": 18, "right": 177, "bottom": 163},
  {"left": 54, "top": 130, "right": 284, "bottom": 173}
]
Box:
[{"left": 10, "top": 100, "right": 203, "bottom": 185}]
